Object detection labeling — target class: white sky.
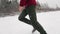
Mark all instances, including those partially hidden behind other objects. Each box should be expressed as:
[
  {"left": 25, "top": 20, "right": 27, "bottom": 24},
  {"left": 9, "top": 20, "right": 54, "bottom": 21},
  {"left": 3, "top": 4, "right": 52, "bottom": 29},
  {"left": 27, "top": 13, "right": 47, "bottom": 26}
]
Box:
[{"left": 38, "top": 0, "right": 60, "bottom": 8}]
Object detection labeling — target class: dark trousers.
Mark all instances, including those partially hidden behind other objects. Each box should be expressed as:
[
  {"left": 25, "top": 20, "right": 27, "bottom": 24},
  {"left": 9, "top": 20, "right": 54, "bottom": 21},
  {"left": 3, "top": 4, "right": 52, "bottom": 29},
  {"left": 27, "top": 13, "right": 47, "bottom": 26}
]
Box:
[{"left": 18, "top": 5, "right": 47, "bottom": 34}]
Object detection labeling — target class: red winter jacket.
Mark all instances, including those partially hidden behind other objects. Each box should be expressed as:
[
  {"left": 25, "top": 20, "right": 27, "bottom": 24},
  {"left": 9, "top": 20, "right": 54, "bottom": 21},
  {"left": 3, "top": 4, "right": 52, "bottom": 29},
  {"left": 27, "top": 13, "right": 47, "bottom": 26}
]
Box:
[{"left": 20, "top": 0, "right": 36, "bottom": 6}]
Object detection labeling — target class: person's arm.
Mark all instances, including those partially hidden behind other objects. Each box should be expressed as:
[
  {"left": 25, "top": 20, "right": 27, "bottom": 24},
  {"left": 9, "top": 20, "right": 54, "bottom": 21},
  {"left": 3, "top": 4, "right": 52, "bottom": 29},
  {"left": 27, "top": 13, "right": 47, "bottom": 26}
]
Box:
[
  {"left": 19, "top": 6, "right": 25, "bottom": 12},
  {"left": 19, "top": 0, "right": 26, "bottom": 12}
]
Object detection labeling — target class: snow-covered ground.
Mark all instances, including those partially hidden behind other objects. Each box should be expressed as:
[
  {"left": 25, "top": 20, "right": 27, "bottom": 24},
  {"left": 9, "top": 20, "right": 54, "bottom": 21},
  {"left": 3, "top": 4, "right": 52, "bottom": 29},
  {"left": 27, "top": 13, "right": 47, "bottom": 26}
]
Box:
[{"left": 0, "top": 11, "right": 60, "bottom": 34}]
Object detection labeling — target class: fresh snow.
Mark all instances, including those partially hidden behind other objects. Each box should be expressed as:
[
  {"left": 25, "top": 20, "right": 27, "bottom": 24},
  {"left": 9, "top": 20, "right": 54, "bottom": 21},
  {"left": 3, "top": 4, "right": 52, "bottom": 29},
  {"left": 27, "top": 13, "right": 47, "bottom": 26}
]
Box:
[{"left": 0, "top": 11, "right": 60, "bottom": 34}]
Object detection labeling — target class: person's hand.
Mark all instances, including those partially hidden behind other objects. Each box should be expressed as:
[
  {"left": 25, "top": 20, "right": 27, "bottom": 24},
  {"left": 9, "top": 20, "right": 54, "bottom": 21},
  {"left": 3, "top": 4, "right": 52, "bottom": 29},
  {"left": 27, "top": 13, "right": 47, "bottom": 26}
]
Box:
[{"left": 19, "top": 6, "right": 25, "bottom": 13}]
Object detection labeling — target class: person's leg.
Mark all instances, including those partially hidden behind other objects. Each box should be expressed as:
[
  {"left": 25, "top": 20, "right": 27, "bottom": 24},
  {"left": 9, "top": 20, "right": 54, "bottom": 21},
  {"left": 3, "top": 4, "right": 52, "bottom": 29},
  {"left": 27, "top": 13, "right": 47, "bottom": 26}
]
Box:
[
  {"left": 18, "top": 6, "right": 37, "bottom": 33},
  {"left": 28, "top": 5, "right": 47, "bottom": 34},
  {"left": 18, "top": 6, "right": 36, "bottom": 33},
  {"left": 18, "top": 7, "right": 32, "bottom": 25}
]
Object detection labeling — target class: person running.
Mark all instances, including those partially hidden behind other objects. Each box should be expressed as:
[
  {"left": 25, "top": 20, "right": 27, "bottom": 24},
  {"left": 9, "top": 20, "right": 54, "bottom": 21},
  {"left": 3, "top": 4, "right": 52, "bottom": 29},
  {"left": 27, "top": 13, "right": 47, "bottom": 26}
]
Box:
[{"left": 18, "top": 0, "right": 47, "bottom": 34}]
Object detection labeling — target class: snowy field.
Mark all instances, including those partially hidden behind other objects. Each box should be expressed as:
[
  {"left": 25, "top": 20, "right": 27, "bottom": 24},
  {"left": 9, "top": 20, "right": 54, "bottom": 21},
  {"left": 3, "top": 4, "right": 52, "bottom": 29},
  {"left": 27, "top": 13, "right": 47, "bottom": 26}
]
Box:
[{"left": 0, "top": 11, "right": 60, "bottom": 34}]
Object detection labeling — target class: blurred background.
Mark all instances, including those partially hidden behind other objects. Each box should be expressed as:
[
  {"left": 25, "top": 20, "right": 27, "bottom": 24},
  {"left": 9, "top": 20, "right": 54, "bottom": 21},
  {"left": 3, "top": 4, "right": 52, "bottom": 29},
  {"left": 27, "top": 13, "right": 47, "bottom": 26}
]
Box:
[{"left": 0, "top": 0, "right": 60, "bottom": 17}]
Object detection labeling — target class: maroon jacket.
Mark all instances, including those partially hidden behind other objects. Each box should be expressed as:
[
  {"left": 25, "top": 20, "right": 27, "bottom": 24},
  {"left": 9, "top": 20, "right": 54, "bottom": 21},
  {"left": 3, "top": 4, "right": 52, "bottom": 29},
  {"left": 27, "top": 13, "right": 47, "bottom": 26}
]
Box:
[{"left": 20, "top": 0, "right": 36, "bottom": 6}]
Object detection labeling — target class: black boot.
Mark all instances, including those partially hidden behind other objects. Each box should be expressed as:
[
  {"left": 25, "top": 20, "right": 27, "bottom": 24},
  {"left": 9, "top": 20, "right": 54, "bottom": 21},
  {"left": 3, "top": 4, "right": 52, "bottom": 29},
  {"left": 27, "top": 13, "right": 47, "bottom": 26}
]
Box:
[
  {"left": 32, "top": 28, "right": 36, "bottom": 33},
  {"left": 40, "top": 30, "right": 47, "bottom": 34}
]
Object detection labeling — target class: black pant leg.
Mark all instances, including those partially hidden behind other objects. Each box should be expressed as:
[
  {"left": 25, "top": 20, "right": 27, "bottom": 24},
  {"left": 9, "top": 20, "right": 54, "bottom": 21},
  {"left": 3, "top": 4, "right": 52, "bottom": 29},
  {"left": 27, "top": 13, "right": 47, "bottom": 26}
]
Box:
[
  {"left": 28, "top": 5, "right": 47, "bottom": 34},
  {"left": 18, "top": 7, "right": 32, "bottom": 25}
]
